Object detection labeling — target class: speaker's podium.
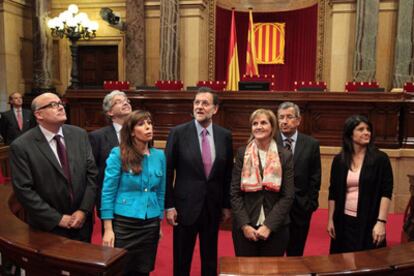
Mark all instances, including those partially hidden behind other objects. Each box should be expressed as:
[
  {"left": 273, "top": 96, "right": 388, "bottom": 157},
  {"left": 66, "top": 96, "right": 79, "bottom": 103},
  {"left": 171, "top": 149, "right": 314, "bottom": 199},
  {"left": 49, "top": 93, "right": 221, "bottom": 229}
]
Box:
[{"left": 239, "top": 81, "right": 270, "bottom": 91}]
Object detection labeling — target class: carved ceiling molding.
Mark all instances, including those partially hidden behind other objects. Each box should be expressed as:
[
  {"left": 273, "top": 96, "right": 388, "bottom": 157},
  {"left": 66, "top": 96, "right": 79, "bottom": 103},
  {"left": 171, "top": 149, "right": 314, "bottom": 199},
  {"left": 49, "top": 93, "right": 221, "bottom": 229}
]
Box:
[{"left": 216, "top": 0, "right": 318, "bottom": 12}]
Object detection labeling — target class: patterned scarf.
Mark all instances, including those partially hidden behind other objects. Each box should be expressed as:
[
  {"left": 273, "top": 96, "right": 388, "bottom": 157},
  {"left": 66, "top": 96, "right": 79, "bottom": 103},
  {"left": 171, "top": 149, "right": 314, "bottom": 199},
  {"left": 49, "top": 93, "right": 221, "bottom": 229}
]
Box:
[{"left": 240, "top": 139, "right": 282, "bottom": 192}]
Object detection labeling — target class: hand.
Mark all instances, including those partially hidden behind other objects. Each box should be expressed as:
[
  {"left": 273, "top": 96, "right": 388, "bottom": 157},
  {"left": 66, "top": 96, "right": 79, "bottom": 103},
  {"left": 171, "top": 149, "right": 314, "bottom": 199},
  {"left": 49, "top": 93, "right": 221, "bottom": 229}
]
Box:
[
  {"left": 372, "top": 221, "right": 386, "bottom": 246},
  {"left": 58, "top": 215, "right": 72, "bottom": 229},
  {"left": 69, "top": 210, "right": 86, "bottom": 229},
  {"left": 159, "top": 228, "right": 163, "bottom": 240},
  {"left": 102, "top": 229, "right": 115, "bottom": 247},
  {"left": 221, "top": 208, "right": 231, "bottom": 223},
  {"left": 166, "top": 209, "right": 178, "bottom": 226},
  {"left": 256, "top": 225, "right": 271, "bottom": 240},
  {"left": 242, "top": 225, "right": 258, "bottom": 242},
  {"left": 327, "top": 219, "right": 336, "bottom": 239}
]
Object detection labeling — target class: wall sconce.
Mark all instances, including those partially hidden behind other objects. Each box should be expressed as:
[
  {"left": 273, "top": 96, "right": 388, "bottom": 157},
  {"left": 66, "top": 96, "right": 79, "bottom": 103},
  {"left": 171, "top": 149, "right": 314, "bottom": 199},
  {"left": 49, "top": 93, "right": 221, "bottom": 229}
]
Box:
[{"left": 47, "top": 4, "right": 99, "bottom": 89}]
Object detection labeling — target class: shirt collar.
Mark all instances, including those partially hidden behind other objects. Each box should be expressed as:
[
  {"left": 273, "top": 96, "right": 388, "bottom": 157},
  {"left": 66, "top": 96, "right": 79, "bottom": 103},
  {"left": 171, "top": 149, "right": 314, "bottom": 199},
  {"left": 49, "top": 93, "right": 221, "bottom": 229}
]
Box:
[
  {"left": 281, "top": 130, "right": 298, "bottom": 142},
  {"left": 194, "top": 120, "right": 213, "bottom": 136},
  {"left": 39, "top": 125, "right": 64, "bottom": 143},
  {"left": 113, "top": 122, "right": 122, "bottom": 133}
]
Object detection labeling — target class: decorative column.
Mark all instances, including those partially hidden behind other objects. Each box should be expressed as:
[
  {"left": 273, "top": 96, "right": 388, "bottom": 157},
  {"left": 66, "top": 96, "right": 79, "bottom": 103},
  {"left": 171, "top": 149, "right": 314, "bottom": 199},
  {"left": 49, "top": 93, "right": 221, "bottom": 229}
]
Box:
[
  {"left": 207, "top": 0, "right": 216, "bottom": 80},
  {"left": 353, "top": 0, "right": 379, "bottom": 81},
  {"left": 126, "top": 0, "right": 145, "bottom": 86},
  {"left": 393, "top": 0, "right": 414, "bottom": 88},
  {"left": 160, "top": 0, "right": 180, "bottom": 80},
  {"left": 32, "top": 0, "right": 54, "bottom": 94}
]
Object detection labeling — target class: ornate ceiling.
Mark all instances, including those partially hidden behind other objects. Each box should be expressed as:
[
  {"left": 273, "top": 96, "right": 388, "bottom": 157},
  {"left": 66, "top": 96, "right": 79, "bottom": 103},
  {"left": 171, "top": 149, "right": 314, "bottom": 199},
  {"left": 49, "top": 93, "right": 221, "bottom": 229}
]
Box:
[{"left": 216, "top": 0, "right": 319, "bottom": 12}]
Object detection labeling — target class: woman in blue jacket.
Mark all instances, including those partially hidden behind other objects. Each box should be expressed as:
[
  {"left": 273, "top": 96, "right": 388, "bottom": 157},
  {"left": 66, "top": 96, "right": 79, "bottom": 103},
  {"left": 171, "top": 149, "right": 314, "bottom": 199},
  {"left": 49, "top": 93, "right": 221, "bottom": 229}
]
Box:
[{"left": 101, "top": 110, "right": 166, "bottom": 276}]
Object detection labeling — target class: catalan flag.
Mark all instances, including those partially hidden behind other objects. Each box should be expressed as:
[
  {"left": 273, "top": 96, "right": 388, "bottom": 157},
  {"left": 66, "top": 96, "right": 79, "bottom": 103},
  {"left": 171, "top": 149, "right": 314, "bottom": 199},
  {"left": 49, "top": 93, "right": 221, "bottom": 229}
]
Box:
[
  {"left": 254, "top": 23, "right": 285, "bottom": 64},
  {"left": 245, "top": 9, "right": 258, "bottom": 76},
  {"left": 226, "top": 9, "right": 240, "bottom": 91}
]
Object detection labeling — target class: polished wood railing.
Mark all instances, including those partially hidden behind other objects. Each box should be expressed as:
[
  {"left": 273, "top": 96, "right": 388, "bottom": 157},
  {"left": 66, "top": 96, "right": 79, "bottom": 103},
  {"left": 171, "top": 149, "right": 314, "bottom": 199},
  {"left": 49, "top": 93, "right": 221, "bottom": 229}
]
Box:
[
  {"left": 64, "top": 90, "right": 414, "bottom": 150},
  {"left": 219, "top": 242, "right": 414, "bottom": 275},
  {"left": 0, "top": 184, "right": 127, "bottom": 275}
]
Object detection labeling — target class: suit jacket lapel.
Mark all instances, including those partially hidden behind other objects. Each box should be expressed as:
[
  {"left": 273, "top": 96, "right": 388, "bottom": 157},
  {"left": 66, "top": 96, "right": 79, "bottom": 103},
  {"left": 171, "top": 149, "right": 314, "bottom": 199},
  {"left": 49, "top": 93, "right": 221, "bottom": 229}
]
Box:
[
  {"left": 33, "top": 126, "right": 66, "bottom": 179},
  {"left": 210, "top": 124, "right": 222, "bottom": 178},
  {"left": 293, "top": 133, "right": 304, "bottom": 163},
  {"left": 106, "top": 125, "right": 119, "bottom": 147},
  {"left": 63, "top": 126, "right": 77, "bottom": 182},
  {"left": 188, "top": 122, "right": 206, "bottom": 177}
]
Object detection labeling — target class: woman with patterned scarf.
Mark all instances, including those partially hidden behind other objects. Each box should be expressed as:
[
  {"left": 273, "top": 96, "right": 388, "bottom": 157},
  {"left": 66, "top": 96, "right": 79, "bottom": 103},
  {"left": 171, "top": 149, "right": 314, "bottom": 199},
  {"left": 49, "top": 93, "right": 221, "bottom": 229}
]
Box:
[{"left": 230, "top": 108, "right": 295, "bottom": 256}]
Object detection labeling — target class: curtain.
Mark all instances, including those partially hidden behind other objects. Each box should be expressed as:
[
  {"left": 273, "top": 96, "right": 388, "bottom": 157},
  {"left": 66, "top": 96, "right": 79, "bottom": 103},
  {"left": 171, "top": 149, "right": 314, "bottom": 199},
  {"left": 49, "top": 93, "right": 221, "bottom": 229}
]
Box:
[{"left": 215, "top": 5, "right": 318, "bottom": 91}]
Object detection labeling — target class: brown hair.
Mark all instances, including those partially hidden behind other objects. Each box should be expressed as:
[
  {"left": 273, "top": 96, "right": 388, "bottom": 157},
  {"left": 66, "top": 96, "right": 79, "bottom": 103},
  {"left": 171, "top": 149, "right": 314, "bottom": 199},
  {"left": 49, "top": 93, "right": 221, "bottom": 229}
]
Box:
[
  {"left": 120, "top": 110, "right": 153, "bottom": 174},
  {"left": 247, "top": 108, "right": 278, "bottom": 143}
]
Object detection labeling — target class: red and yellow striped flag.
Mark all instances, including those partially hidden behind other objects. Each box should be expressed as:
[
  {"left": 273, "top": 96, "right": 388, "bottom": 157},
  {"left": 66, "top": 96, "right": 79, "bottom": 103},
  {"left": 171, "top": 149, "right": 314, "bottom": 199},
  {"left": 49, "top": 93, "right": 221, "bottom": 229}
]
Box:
[
  {"left": 254, "top": 23, "right": 285, "bottom": 64},
  {"left": 245, "top": 9, "right": 258, "bottom": 76},
  {"left": 226, "top": 9, "right": 240, "bottom": 91}
]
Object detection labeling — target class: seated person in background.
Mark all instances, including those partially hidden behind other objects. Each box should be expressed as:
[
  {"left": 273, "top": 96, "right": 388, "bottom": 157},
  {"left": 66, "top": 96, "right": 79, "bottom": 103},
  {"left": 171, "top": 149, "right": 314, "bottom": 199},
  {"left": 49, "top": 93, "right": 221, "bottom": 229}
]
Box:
[
  {"left": 327, "top": 115, "right": 393, "bottom": 253},
  {"left": 10, "top": 92, "right": 97, "bottom": 242},
  {"left": 101, "top": 110, "right": 165, "bottom": 276},
  {"left": 231, "top": 108, "right": 294, "bottom": 256},
  {"left": 0, "top": 92, "right": 36, "bottom": 145}
]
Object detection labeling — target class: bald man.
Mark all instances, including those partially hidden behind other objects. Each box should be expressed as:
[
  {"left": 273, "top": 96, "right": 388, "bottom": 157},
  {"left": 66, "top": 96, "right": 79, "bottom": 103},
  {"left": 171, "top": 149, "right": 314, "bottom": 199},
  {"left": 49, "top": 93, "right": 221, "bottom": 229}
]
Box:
[{"left": 10, "top": 92, "right": 98, "bottom": 241}]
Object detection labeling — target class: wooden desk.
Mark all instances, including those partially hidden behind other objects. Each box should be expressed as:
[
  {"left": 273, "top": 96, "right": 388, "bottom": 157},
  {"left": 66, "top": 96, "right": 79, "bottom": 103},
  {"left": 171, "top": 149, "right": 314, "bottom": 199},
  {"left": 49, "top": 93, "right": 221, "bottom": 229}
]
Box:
[
  {"left": 219, "top": 243, "right": 414, "bottom": 275},
  {"left": 0, "top": 184, "right": 127, "bottom": 275},
  {"left": 64, "top": 90, "right": 414, "bottom": 150}
]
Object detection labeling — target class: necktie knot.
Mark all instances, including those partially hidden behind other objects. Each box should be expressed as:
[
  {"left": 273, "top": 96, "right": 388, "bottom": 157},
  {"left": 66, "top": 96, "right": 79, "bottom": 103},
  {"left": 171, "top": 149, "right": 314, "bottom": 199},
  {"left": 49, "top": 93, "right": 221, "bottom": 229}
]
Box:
[{"left": 202, "top": 128, "right": 208, "bottom": 137}]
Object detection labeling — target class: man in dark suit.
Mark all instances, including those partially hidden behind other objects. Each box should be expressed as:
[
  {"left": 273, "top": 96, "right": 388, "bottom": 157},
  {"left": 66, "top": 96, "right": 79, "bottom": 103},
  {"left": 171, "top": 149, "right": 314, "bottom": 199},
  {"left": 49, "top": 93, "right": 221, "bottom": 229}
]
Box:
[
  {"left": 165, "top": 88, "right": 233, "bottom": 276},
  {"left": 10, "top": 92, "right": 98, "bottom": 242},
  {"left": 0, "top": 92, "right": 36, "bottom": 144},
  {"left": 276, "top": 101, "right": 321, "bottom": 256},
  {"left": 88, "top": 90, "right": 132, "bottom": 226}
]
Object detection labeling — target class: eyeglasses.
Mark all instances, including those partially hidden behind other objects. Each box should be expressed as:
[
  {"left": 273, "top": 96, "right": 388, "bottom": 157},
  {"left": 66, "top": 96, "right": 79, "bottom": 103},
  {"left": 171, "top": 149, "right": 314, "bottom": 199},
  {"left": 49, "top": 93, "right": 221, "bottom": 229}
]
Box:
[
  {"left": 111, "top": 98, "right": 131, "bottom": 108},
  {"left": 278, "top": 115, "right": 297, "bottom": 121},
  {"left": 36, "top": 101, "right": 65, "bottom": 111}
]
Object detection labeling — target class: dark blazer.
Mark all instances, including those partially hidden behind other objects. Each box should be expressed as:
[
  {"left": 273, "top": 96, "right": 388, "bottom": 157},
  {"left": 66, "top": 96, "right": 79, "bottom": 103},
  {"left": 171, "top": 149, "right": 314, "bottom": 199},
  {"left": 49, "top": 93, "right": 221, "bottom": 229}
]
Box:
[
  {"left": 276, "top": 132, "right": 321, "bottom": 225},
  {"left": 165, "top": 120, "right": 233, "bottom": 226},
  {"left": 230, "top": 144, "right": 295, "bottom": 232},
  {"left": 328, "top": 149, "right": 393, "bottom": 253},
  {"left": 0, "top": 108, "right": 36, "bottom": 144},
  {"left": 10, "top": 125, "right": 98, "bottom": 232},
  {"left": 89, "top": 125, "right": 119, "bottom": 214}
]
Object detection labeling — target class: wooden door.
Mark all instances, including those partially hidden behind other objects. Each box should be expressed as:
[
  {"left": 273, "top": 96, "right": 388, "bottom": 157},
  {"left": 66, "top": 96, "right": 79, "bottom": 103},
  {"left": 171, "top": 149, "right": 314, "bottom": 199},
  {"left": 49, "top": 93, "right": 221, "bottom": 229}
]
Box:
[{"left": 78, "top": 45, "right": 118, "bottom": 88}]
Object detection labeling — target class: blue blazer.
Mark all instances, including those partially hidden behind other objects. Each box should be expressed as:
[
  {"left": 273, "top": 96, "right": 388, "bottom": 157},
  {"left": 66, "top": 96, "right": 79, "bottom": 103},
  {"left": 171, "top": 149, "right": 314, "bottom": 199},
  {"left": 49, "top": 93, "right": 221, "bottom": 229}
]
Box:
[{"left": 101, "top": 147, "right": 166, "bottom": 220}]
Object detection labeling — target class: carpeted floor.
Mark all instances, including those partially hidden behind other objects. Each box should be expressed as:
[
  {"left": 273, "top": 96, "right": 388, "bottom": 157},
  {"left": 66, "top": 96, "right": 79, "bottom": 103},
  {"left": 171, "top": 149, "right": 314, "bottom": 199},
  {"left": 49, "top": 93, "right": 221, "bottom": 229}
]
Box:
[{"left": 92, "top": 209, "right": 404, "bottom": 276}]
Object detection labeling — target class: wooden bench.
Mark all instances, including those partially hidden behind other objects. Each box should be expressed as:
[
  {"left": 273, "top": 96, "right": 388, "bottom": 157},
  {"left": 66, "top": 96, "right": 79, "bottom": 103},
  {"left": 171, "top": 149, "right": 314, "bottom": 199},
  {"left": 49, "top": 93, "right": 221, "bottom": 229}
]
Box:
[
  {"left": 219, "top": 242, "right": 414, "bottom": 275},
  {"left": 0, "top": 184, "right": 127, "bottom": 275}
]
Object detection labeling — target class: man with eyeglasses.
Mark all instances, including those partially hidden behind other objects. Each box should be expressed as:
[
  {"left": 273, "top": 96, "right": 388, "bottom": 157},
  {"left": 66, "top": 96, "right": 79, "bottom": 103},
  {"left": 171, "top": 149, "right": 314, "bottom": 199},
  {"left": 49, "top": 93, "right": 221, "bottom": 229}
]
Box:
[
  {"left": 9, "top": 92, "right": 98, "bottom": 242},
  {"left": 88, "top": 90, "right": 132, "bottom": 233},
  {"left": 276, "top": 101, "right": 321, "bottom": 256},
  {"left": 165, "top": 87, "right": 233, "bottom": 276},
  {"left": 0, "top": 92, "right": 36, "bottom": 145}
]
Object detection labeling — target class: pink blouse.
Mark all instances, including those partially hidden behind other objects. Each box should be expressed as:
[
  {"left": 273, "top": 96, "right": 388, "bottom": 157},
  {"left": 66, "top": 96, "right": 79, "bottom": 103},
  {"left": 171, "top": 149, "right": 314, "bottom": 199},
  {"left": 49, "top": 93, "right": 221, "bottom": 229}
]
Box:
[{"left": 344, "top": 169, "right": 360, "bottom": 217}]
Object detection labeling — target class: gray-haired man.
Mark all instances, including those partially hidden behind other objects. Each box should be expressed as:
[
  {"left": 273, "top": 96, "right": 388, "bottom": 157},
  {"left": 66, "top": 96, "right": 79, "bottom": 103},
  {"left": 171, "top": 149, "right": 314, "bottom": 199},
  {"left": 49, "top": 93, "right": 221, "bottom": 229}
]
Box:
[{"left": 89, "top": 90, "right": 132, "bottom": 227}]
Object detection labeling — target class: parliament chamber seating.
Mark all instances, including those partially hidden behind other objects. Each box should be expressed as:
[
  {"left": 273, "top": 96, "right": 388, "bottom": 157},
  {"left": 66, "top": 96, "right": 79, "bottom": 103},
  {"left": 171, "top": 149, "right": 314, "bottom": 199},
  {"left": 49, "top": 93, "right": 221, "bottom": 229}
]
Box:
[
  {"left": 293, "top": 81, "right": 327, "bottom": 92},
  {"left": 103, "top": 81, "right": 130, "bottom": 90},
  {"left": 345, "top": 81, "right": 385, "bottom": 92},
  {"left": 241, "top": 74, "right": 276, "bottom": 91},
  {"left": 155, "top": 80, "right": 184, "bottom": 90},
  {"left": 196, "top": 80, "right": 227, "bottom": 91},
  {"left": 404, "top": 82, "right": 414, "bottom": 92}
]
